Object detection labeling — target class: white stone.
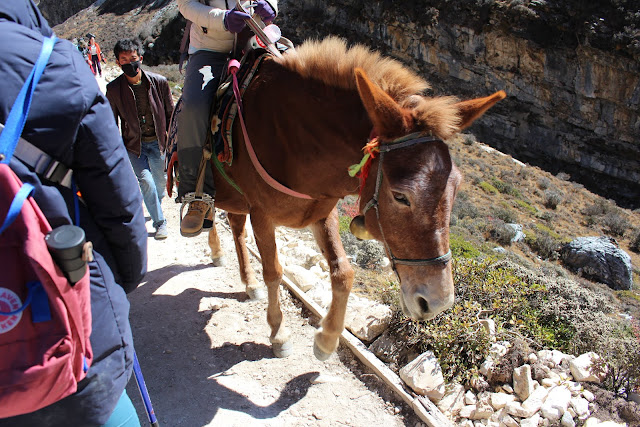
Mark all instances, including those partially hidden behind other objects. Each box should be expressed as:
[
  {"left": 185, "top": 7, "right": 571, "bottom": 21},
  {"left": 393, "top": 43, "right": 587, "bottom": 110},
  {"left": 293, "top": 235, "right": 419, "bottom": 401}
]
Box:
[
  {"left": 570, "top": 397, "right": 590, "bottom": 418},
  {"left": 522, "top": 385, "right": 550, "bottom": 413},
  {"left": 437, "top": 383, "right": 465, "bottom": 416},
  {"left": 541, "top": 378, "right": 558, "bottom": 388},
  {"left": 582, "top": 389, "right": 595, "bottom": 402},
  {"left": 459, "top": 405, "right": 476, "bottom": 419},
  {"left": 465, "top": 390, "right": 478, "bottom": 405},
  {"left": 344, "top": 296, "right": 392, "bottom": 342},
  {"left": 505, "top": 401, "right": 536, "bottom": 419},
  {"left": 551, "top": 350, "right": 570, "bottom": 366},
  {"left": 460, "top": 420, "right": 474, "bottom": 427},
  {"left": 513, "top": 364, "right": 534, "bottom": 401},
  {"left": 399, "top": 351, "right": 446, "bottom": 401},
  {"left": 480, "top": 356, "right": 494, "bottom": 377},
  {"left": 490, "top": 392, "right": 515, "bottom": 410},
  {"left": 490, "top": 341, "right": 510, "bottom": 357},
  {"left": 471, "top": 404, "right": 494, "bottom": 420},
  {"left": 570, "top": 352, "right": 606, "bottom": 383},
  {"left": 284, "top": 265, "right": 322, "bottom": 292},
  {"left": 480, "top": 318, "right": 496, "bottom": 337},
  {"left": 541, "top": 405, "right": 563, "bottom": 423},
  {"left": 528, "top": 353, "right": 538, "bottom": 364},
  {"left": 520, "top": 413, "right": 541, "bottom": 427},
  {"left": 498, "top": 410, "right": 519, "bottom": 427},
  {"left": 561, "top": 411, "right": 576, "bottom": 427},
  {"left": 583, "top": 418, "right": 600, "bottom": 427},
  {"left": 502, "top": 384, "right": 514, "bottom": 394},
  {"left": 548, "top": 385, "right": 572, "bottom": 408}
]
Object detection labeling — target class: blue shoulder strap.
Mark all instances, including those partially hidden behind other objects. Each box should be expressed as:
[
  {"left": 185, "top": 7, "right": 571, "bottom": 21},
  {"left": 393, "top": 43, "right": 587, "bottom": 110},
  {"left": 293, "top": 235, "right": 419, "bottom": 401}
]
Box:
[{"left": 0, "top": 36, "right": 57, "bottom": 234}]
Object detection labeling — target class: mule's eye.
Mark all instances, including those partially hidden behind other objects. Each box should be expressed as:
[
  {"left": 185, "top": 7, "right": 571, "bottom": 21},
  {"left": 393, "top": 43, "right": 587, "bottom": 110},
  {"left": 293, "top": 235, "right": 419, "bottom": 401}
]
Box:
[{"left": 392, "top": 192, "right": 410, "bottom": 206}]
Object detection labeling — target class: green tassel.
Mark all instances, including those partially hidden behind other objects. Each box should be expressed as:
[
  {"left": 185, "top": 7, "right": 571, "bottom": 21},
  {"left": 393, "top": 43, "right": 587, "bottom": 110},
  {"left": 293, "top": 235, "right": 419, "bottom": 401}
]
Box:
[{"left": 348, "top": 153, "right": 371, "bottom": 177}]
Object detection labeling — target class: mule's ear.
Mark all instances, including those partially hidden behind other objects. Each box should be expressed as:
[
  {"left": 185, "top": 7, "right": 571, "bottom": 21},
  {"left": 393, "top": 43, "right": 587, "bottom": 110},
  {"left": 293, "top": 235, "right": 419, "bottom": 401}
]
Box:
[
  {"left": 354, "top": 68, "right": 406, "bottom": 138},
  {"left": 455, "top": 90, "right": 506, "bottom": 130}
]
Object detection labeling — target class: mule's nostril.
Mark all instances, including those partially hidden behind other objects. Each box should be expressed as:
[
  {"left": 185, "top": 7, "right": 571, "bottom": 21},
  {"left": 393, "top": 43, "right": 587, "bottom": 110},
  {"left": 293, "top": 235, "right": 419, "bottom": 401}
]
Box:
[{"left": 417, "top": 296, "right": 429, "bottom": 314}]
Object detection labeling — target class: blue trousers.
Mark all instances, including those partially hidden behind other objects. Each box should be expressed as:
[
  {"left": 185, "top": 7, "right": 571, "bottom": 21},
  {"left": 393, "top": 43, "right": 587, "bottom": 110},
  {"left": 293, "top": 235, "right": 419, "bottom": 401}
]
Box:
[
  {"left": 101, "top": 391, "right": 141, "bottom": 427},
  {"left": 128, "top": 141, "right": 166, "bottom": 228}
]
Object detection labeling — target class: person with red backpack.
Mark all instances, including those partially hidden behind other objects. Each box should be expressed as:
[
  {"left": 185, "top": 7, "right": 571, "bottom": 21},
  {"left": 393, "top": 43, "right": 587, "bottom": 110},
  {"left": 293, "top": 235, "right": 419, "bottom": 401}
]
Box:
[{"left": 0, "top": 1, "right": 147, "bottom": 426}]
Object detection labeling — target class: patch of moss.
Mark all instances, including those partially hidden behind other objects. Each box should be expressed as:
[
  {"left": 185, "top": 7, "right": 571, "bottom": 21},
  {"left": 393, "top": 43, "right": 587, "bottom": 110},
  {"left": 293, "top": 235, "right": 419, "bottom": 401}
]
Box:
[
  {"left": 515, "top": 199, "right": 538, "bottom": 215},
  {"left": 479, "top": 181, "right": 499, "bottom": 195}
]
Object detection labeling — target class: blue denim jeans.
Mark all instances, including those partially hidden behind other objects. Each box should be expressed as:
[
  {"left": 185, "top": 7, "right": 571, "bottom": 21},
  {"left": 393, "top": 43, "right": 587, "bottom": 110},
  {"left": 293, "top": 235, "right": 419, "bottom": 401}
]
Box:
[{"left": 128, "top": 141, "right": 166, "bottom": 228}]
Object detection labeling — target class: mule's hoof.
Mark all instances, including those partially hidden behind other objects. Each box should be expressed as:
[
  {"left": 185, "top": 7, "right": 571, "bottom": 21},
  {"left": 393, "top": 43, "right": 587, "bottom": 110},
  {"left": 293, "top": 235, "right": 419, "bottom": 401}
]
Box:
[
  {"left": 211, "top": 256, "right": 226, "bottom": 267},
  {"left": 247, "top": 286, "right": 267, "bottom": 301},
  {"left": 313, "top": 341, "right": 332, "bottom": 361},
  {"left": 272, "top": 341, "right": 293, "bottom": 358}
]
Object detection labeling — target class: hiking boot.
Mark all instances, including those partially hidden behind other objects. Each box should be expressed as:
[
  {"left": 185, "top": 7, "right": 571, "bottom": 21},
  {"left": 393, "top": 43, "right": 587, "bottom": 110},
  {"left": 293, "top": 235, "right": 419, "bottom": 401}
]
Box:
[
  {"left": 180, "top": 200, "right": 210, "bottom": 237},
  {"left": 155, "top": 221, "right": 169, "bottom": 240}
]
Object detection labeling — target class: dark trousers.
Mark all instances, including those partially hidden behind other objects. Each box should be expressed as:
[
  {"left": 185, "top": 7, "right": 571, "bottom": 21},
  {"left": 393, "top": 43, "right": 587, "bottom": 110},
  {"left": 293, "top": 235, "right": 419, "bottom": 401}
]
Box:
[
  {"left": 176, "top": 50, "right": 228, "bottom": 199},
  {"left": 91, "top": 54, "right": 101, "bottom": 76}
]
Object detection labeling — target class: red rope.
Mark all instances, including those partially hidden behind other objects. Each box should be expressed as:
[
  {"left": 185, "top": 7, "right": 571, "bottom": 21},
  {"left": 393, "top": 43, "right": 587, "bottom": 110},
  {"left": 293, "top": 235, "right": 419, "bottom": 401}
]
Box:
[{"left": 356, "top": 137, "right": 380, "bottom": 203}]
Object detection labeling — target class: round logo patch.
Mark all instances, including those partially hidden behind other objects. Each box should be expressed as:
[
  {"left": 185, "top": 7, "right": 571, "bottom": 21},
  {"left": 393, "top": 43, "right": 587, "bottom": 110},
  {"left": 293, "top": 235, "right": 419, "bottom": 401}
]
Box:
[{"left": 0, "top": 288, "right": 23, "bottom": 334}]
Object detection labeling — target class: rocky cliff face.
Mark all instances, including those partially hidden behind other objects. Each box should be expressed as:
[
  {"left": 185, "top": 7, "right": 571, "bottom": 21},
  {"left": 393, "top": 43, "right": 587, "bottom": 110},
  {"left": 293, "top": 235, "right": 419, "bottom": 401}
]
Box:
[
  {"left": 278, "top": 0, "right": 640, "bottom": 208},
  {"left": 37, "top": 0, "right": 639, "bottom": 207}
]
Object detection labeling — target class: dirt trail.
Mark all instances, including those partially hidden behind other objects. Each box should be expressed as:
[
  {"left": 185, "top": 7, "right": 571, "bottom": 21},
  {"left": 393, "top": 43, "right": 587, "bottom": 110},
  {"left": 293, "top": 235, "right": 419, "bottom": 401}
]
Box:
[{"left": 124, "top": 201, "right": 422, "bottom": 426}]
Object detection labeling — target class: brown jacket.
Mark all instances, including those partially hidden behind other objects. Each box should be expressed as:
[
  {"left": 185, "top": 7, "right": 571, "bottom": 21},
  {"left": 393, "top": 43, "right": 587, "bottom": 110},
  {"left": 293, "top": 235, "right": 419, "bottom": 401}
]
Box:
[{"left": 106, "top": 69, "right": 174, "bottom": 156}]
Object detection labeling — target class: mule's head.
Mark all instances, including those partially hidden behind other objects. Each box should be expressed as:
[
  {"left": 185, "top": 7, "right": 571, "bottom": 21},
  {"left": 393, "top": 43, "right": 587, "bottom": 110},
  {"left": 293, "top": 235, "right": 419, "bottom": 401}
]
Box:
[{"left": 352, "top": 68, "right": 505, "bottom": 321}]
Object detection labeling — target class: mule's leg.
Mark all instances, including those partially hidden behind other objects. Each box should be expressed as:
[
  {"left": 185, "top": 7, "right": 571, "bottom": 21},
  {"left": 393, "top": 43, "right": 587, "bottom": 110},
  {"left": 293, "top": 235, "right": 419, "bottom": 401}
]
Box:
[
  {"left": 249, "top": 212, "right": 292, "bottom": 358},
  {"left": 208, "top": 223, "right": 226, "bottom": 267},
  {"left": 310, "top": 207, "right": 354, "bottom": 361},
  {"left": 227, "top": 213, "right": 266, "bottom": 301}
]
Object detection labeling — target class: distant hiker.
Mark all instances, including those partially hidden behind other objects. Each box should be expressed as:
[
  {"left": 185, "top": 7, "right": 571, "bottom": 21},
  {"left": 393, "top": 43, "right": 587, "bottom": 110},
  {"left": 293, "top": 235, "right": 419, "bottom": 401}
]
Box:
[
  {"left": 176, "top": 0, "right": 277, "bottom": 237},
  {"left": 0, "top": 1, "right": 147, "bottom": 425},
  {"left": 86, "top": 32, "right": 105, "bottom": 77},
  {"left": 77, "top": 37, "right": 94, "bottom": 74},
  {"left": 106, "top": 38, "right": 174, "bottom": 240}
]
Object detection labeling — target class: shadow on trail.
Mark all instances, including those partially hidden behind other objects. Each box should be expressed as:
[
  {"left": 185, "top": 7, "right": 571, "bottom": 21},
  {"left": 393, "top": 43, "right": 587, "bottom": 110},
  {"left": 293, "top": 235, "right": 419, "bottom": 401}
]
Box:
[{"left": 126, "top": 263, "right": 313, "bottom": 426}]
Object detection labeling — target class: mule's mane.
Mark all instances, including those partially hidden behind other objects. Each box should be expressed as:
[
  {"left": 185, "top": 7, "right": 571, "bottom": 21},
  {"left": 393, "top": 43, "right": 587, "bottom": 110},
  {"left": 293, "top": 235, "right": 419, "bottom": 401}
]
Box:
[{"left": 276, "top": 37, "right": 461, "bottom": 138}]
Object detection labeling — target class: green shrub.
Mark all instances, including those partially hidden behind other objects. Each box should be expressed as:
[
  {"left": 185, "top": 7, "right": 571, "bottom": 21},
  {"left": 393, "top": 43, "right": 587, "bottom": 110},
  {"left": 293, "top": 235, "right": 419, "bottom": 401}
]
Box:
[
  {"left": 479, "top": 181, "right": 499, "bottom": 195},
  {"left": 388, "top": 259, "right": 575, "bottom": 384},
  {"left": 490, "top": 177, "right": 522, "bottom": 198},
  {"left": 543, "top": 189, "right": 563, "bottom": 209},
  {"left": 450, "top": 233, "right": 481, "bottom": 258},
  {"left": 602, "top": 211, "right": 631, "bottom": 237},
  {"left": 525, "top": 227, "right": 561, "bottom": 260},
  {"left": 338, "top": 215, "right": 351, "bottom": 235},
  {"left": 487, "top": 219, "right": 516, "bottom": 246},
  {"left": 452, "top": 193, "right": 480, "bottom": 220},
  {"left": 515, "top": 199, "right": 538, "bottom": 216},
  {"left": 491, "top": 206, "right": 518, "bottom": 223}
]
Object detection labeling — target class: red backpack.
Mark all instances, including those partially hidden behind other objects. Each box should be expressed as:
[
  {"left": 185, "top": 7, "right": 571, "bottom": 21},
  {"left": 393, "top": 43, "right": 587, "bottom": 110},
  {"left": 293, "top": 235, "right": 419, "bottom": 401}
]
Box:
[{"left": 0, "top": 36, "right": 93, "bottom": 418}]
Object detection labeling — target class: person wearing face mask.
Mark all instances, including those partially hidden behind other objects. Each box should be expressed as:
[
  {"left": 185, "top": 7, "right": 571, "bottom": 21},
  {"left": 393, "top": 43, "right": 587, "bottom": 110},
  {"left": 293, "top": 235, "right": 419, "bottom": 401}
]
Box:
[{"left": 106, "top": 39, "right": 174, "bottom": 240}]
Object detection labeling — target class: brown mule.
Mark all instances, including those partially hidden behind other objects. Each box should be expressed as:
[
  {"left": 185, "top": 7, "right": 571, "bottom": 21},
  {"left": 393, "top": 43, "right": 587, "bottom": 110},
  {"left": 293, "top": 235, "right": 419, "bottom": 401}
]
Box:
[{"left": 206, "top": 37, "right": 506, "bottom": 359}]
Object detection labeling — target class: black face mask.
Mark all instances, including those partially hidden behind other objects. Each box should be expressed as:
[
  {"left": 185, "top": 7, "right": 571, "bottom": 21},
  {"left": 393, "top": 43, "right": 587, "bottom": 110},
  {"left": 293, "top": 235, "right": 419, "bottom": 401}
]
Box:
[{"left": 121, "top": 60, "right": 141, "bottom": 78}]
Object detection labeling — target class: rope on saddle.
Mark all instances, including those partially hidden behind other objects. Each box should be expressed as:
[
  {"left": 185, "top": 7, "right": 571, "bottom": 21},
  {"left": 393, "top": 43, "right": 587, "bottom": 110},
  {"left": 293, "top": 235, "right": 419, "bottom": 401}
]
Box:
[{"left": 229, "top": 60, "right": 313, "bottom": 200}]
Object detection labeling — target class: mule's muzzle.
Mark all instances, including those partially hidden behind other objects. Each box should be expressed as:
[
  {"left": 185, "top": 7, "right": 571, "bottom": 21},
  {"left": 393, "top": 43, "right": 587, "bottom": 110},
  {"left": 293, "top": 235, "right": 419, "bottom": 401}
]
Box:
[
  {"left": 399, "top": 285, "right": 454, "bottom": 321},
  {"left": 349, "top": 215, "right": 374, "bottom": 240}
]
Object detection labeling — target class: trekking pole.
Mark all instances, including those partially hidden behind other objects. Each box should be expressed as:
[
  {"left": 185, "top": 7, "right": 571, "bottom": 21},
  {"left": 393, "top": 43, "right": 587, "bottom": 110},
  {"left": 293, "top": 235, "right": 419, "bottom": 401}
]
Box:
[{"left": 133, "top": 351, "right": 159, "bottom": 427}]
